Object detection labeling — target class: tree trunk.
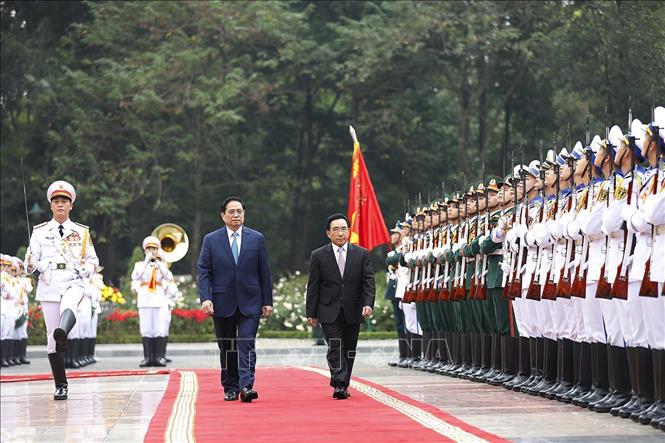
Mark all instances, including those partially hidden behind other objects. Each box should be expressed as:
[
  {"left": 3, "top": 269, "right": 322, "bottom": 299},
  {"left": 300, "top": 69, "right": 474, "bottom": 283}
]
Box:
[
  {"left": 457, "top": 62, "right": 472, "bottom": 180},
  {"left": 191, "top": 112, "right": 203, "bottom": 279}
]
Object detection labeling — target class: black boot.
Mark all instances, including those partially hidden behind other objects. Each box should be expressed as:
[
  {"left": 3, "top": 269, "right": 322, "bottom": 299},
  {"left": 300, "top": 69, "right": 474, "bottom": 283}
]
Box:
[
  {"left": 84, "top": 338, "right": 94, "bottom": 365},
  {"left": 10, "top": 339, "right": 22, "bottom": 365},
  {"left": 562, "top": 341, "right": 591, "bottom": 403},
  {"left": 574, "top": 341, "right": 609, "bottom": 407},
  {"left": 5, "top": 340, "right": 16, "bottom": 366},
  {"left": 19, "top": 339, "right": 30, "bottom": 364},
  {"left": 164, "top": 336, "right": 172, "bottom": 363},
  {"left": 452, "top": 333, "right": 472, "bottom": 377},
  {"left": 504, "top": 336, "right": 531, "bottom": 389},
  {"left": 389, "top": 331, "right": 406, "bottom": 367},
  {"left": 470, "top": 333, "right": 492, "bottom": 381},
  {"left": 546, "top": 338, "right": 575, "bottom": 400},
  {"left": 90, "top": 337, "right": 97, "bottom": 364},
  {"left": 53, "top": 309, "right": 77, "bottom": 353},
  {"left": 591, "top": 345, "right": 631, "bottom": 413},
  {"left": 478, "top": 334, "right": 501, "bottom": 382},
  {"left": 513, "top": 337, "right": 541, "bottom": 390},
  {"left": 151, "top": 337, "right": 167, "bottom": 367},
  {"left": 64, "top": 339, "right": 72, "bottom": 368},
  {"left": 618, "top": 347, "right": 653, "bottom": 418},
  {"left": 414, "top": 331, "right": 431, "bottom": 370},
  {"left": 489, "top": 335, "right": 517, "bottom": 385},
  {"left": 0, "top": 340, "right": 9, "bottom": 367},
  {"left": 439, "top": 332, "right": 458, "bottom": 375},
  {"left": 525, "top": 337, "right": 557, "bottom": 394},
  {"left": 139, "top": 337, "right": 150, "bottom": 367},
  {"left": 69, "top": 339, "right": 81, "bottom": 369},
  {"left": 637, "top": 349, "right": 665, "bottom": 425},
  {"left": 75, "top": 339, "right": 87, "bottom": 367},
  {"left": 48, "top": 352, "right": 68, "bottom": 400}
]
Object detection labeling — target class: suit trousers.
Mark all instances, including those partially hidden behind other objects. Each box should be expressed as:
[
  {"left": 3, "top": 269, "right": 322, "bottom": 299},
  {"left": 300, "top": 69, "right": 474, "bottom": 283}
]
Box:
[
  {"left": 213, "top": 308, "right": 260, "bottom": 394},
  {"left": 321, "top": 308, "right": 360, "bottom": 389}
]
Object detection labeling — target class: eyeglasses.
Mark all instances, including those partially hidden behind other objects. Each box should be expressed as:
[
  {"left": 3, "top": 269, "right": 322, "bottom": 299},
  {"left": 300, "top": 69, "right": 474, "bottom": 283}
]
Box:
[
  {"left": 330, "top": 226, "right": 349, "bottom": 233},
  {"left": 226, "top": 209, "right": 244, "bottom": 215}
]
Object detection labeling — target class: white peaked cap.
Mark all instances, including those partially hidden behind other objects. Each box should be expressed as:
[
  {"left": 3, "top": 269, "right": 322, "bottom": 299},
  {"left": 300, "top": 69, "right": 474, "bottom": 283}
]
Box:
[
  {"left": 589, "top": 135, "right": 602, "bottom": 153},
  {"left": 47, "top": 180, "right": 76, "bottom": 203},
  {"left": 546, "top": 149, "right": 556, "bottom": 164},
  {"left": 608, "top": 125, "right": 624, "bottom": 149},
  {"left": 630, "top": 118, "right": 645, "bottom": 143},
  {"left": 654, "top": 106, "right": 665, "bottom": 128},
  {"left": 142, "top": 236, "right": 160, "bottom": 251},
  {"left": 571, "top": 141, "right": 585, "bottom": 159}
]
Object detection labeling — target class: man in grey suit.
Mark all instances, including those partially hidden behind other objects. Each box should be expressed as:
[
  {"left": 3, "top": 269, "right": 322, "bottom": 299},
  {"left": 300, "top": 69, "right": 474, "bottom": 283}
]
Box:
[{"left": 306, "top": 213, "right": 375, "bottom": 399}]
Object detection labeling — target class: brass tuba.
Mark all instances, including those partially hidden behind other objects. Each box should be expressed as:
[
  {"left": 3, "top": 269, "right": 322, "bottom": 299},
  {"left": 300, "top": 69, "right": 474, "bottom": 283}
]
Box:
[{"left": 151, "top": 223, "right": 189, "bottom": 263}]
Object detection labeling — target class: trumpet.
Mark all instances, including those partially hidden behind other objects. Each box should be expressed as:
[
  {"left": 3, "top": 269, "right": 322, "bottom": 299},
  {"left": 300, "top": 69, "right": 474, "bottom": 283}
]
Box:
[{"left": 151, "top": 223, "right": 189, "bottom": 264}]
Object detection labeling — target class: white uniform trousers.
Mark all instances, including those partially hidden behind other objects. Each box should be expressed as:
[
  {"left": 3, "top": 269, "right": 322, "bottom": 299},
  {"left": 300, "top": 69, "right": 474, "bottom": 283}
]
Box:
[
  {"left": 161, "top": 308, "right": 172, "bottom": 336},
  {"left": 91, "top": 312, "right": 99, "bottom": 339},
  {"left": 0, "top": 314, "right": 15, "bottom": 340},
  {"left": 599, "top": 298, "right": 622, "bottom": 347},
  {"left": 639, "top": 283, "right": 665, "bottom": 350},
  {"left": 540, "top": 299, "right": 557, "bottom": 340},
  {"left": 615, "top": 282, "right": 648, "bottom": 348},
  {"left": 76, "top": 297, "right": 92, "bottom": 339},
  {"left": 581, "top": 283, "right": 607, "bottom": 343},
  {"left": 570, "top": 297, "right": 585, "bottom": 342},
  {"left": 12, "top": 319, "right": 28, "bottom": 340},
  {"left": 553, "top": 298, "right": 575, "bottom": 340},
  {"left": 41, "top": 301, "right": 62, "bottom": 354},
  {"left": 139, "top": 307, "right": 167, "bottom": 338},
  {"left": 402, "top": 302, "right": 422, "bottom": 335},
  {"left": 512, "top": 295, "right": 530, "bottom": 338}
]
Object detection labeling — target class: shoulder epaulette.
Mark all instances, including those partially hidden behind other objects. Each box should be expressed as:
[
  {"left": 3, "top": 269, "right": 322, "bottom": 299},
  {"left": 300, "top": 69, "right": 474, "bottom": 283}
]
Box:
[
  {"left": 33, "top": 222, "right": 47, "bottom": 230},
  {"left": 74, "top": 222, "right": 89, "bottom": 229}
]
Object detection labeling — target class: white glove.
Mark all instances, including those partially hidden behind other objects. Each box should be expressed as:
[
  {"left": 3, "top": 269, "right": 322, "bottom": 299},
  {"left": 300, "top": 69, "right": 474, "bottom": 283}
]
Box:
[
  {"left": 498, "top": 217, "right": 508, "bottom": 231},
  {"left": 500, "top": 261, "right": 511, "bottom": 274},
  {"left": 620, "top": 205, "right": 637, "bottom": 224}
]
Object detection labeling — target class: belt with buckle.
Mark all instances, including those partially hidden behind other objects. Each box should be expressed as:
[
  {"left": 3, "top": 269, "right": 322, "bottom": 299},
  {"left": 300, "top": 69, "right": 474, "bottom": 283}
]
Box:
[
  {"left": 55, "top": 263, "right": 68, "bottom": 270},
  {"left": 656, "top": 225, "right": 665, "bottom": 235}
]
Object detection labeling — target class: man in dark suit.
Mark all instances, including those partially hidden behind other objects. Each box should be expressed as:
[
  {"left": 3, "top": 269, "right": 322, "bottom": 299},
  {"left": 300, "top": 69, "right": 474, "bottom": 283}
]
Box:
[
  {"left": 306, "top": 213, "right": 375, "bottom": 399},
  {"left": 198, "top": 197, "right": 273, "bottom": 403}
]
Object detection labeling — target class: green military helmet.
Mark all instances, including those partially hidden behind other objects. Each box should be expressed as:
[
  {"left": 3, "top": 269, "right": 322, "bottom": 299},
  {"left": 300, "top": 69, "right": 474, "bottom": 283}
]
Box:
[
  {"left": 485, "top": 175, "right": 503, "bottom": 193},
  {"left": 476, "top": 181, "right": 486, "bottom": 195},
  {"left": 386, "top": 251, "right": 401, "bottom": 266},
  {"left": 504, "top": 173, "right": 513, "bottom": 187},
  {"left": 390, "top": 220, "right": 401, "bottom": 234}
]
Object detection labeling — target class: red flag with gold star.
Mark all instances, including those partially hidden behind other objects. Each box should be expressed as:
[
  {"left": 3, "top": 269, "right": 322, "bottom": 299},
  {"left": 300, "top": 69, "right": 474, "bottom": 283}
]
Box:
[{"left": 347, "top": 126, "right": 390, "bottom": 251}]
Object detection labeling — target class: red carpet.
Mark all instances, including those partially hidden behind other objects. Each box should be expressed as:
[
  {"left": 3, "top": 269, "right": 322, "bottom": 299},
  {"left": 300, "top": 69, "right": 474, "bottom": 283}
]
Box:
[
  {"left": 0, "top": 368, "right": 171, "bottom": 383},
  {"left": 145, "top": 367, "right": 508, "bottom": 443}
]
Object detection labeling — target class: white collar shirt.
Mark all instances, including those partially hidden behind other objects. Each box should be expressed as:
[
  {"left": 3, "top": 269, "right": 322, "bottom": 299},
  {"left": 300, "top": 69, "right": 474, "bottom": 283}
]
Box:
[
  {"left": 332, "top": 242, "right": 348, "bottom": 262},
  {"left": 227, "top": 226, "right": 243, "bottom": 253}
]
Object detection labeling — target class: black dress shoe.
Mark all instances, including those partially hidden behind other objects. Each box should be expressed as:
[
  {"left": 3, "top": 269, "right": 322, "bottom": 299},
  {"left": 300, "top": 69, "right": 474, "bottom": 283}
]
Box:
[
  {"left": 54, "top": 384, "right": 68, "bottom": 400},
  {"left": 240, "top": 387, "right": 258, "bottom": 403},
  {"left": 224, "top": 391, "right": 239, "bottom": 401},
  {"left": 333, "top": 387, "right": 349, "bottom": 400}
]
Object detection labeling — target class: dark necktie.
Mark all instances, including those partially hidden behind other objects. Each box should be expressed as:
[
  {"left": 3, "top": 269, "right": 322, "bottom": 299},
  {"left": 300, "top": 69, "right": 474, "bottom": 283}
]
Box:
[{"left": 58, "top": 225, "right": 64, "bottom": 238}]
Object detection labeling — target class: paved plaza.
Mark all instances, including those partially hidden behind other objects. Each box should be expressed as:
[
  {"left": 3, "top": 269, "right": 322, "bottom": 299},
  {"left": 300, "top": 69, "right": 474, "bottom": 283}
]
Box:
[{"left": 1, "top": 339, "right": 663, "bottom": 442}]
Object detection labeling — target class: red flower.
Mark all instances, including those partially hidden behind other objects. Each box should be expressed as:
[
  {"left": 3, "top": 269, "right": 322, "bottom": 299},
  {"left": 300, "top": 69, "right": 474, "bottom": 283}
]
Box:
[{"left": 107, "top": 309, "right": 139, "bottom": 322}]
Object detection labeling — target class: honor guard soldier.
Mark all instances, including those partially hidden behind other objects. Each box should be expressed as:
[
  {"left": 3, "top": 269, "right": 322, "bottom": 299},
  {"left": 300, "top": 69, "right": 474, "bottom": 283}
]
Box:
[
  {"left": 26, "top": 180, "right": 99, "bottom": 400},
  {"left": 386, "top": 221, "right": 408, "bottom": 367},
  {"left": 11, "top": 256, "right": 32, "bottom": 365},
  {"left": 1, "top": 255, "right": 18, "bottom": 367},
  {"left": 634, "top": 106, "right": 665, "bottom": 429},
  {"left": 132, "top": 237, "right": 173, "bottom": 367}
]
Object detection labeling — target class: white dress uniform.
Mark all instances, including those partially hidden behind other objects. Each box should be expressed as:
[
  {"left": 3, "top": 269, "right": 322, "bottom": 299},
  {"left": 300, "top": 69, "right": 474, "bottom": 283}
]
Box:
[
  {"left": 400, "top": 236, "right": 422, "bottom": 336},
  {"left": 29, "top": 218, "right": 99, "bottom": 353},
  {"left": 626, "top": 166, "right": 665, "bottom": 350},
  {"left": 26, "top": 180, "right": 99, "bottom": 400},
  {"left": 133, "top": 238, "right": 171, "bottom": 338},
  {"left": 572, "top": 175, "right": 609, "bottom": 344}
]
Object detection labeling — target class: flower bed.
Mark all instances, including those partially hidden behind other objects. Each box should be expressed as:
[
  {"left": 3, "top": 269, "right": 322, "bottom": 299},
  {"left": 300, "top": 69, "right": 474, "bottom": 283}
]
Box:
[{"left": 26, "top": 271, "right": 397, "bottom": 345}]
